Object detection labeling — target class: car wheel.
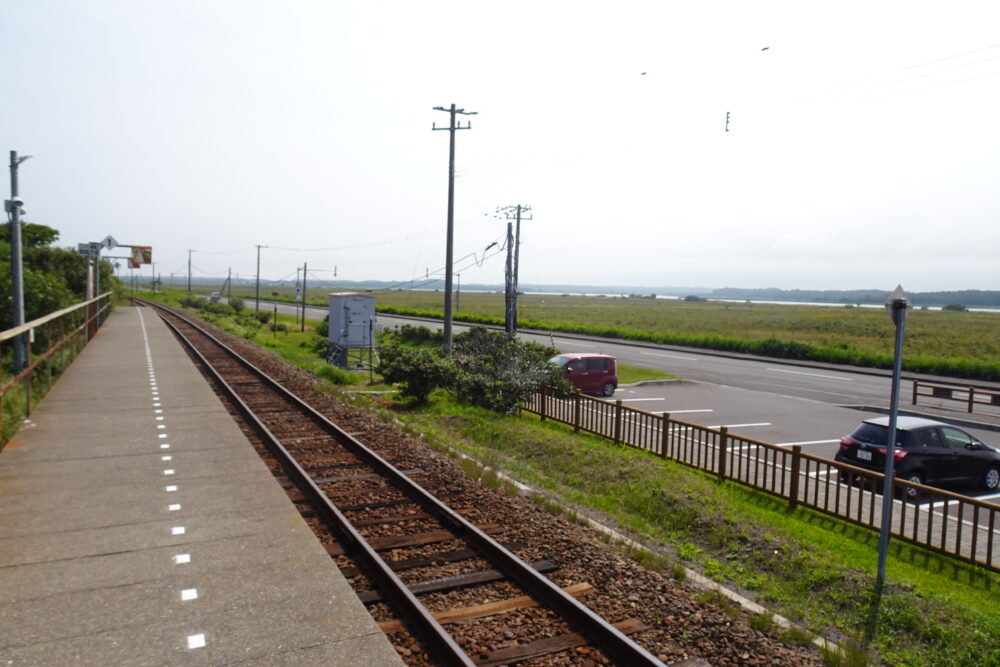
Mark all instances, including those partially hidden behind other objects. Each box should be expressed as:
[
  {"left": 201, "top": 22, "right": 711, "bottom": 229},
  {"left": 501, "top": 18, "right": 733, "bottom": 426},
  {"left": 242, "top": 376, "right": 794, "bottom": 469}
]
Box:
[
  {"left": 903, "top": 472, "right": 924, "bottom": 500},
  {"left": 602, "top": 382, "right": 616, "bottom": 397},
  {"left": 983, "top": 466, "right": 1000, "bottom": 491}
]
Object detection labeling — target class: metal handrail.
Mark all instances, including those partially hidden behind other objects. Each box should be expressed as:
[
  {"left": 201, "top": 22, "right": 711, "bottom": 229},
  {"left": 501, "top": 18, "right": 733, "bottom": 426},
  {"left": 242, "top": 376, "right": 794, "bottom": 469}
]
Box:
[{"left": 0, "top": 293, "right": 114, "bottom": 441}]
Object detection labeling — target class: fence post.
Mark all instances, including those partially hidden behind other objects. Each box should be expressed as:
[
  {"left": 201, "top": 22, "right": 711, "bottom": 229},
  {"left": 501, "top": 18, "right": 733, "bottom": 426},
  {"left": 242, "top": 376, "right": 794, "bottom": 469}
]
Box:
[
  {"left": 788, "top": 445, "right": 802, "bottom": 509},
  {"left": 717, "top": 426, "right": 728, "bottom": 480},
  {"left": 968, "top": 387, "right": 975, "bottom": 414},
  {"left": 25, "top": 332, "right": 33, "bottom": 418},
  {"left": 660, "top": 412, "right": 670, "bottom": 458},
  {"left": 539, "top": 385, "right": 547, "bottom": 422},
  {"left": 613, "top": 399, "right": 623, "bottom": 445},
  {"left": 573, "top": 391, "right": 581, "bottom": 433}
]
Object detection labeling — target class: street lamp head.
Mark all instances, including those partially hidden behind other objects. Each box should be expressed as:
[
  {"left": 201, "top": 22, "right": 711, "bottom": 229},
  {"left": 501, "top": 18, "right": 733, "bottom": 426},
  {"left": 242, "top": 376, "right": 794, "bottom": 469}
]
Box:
[{"left": 884, "top": 284, "right": 911, "bottom": 325}]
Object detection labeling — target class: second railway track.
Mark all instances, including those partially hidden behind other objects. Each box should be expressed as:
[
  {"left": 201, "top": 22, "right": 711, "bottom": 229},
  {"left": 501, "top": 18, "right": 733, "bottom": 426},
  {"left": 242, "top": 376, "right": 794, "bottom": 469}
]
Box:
[{"left": 134, "top": 298, "right": 823, "bottom": 666}]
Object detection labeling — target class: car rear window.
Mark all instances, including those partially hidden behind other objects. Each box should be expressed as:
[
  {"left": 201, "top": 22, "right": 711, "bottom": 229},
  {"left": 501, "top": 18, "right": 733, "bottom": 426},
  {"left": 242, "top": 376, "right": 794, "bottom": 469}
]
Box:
[{"left": 849, "top": 423, "right": 915, "bottom": 448}]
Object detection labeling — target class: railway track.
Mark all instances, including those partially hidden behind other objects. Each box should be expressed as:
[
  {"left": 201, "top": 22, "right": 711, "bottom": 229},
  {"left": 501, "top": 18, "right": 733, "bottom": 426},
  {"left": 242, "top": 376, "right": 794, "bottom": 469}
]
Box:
[{"left": 136, "top": 299, "right": 668, "bottom": 666}]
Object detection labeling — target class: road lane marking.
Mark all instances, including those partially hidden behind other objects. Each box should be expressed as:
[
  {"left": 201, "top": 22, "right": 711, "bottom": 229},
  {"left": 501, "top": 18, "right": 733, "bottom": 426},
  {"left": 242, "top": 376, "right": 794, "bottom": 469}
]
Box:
[
  {"left": 641, "top": 351, "right": 699, "bottom": 361},
  {"left": 766, "top": 368, "right": 853, "bottom": 381},
  {"left": 658, "top": 409, "right": 713, "bottom": 414},
  {"left": 776, "top": 439, "right": 842, "bottom": 447},
  {"left": 620, "top": 398, "right": 666, "bottom": 402}
]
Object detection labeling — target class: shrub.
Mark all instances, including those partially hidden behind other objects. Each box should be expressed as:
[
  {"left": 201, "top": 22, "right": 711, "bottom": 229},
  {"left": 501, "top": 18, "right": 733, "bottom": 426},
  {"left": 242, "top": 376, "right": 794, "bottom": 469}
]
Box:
[
  {"left": 255, "top": 311, "right": 271, "bottom": 324},
  {"left": 229, "top": 296, "right": 245, "bottom": 312},
  {"left": 377, "top": 342, "right": 455, "bottom": 404},
  {"left": 205, "top": 302, "right": 235, "bottom": 316},
  {"left": 235, "top": 312, "right": 263, "bottom": 329},
  {"left": 451, "top": 326, "right": 564, "bottom": 413},
  {"left": 942, "top": 303, "right": 967, "bottom": 312}
]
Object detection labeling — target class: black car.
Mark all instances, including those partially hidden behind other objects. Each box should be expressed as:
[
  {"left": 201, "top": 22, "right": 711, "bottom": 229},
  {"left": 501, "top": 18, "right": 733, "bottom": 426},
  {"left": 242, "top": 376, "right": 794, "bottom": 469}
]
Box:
[{"left": 835, "top": 416, "right": 1000, "bottom": 498}]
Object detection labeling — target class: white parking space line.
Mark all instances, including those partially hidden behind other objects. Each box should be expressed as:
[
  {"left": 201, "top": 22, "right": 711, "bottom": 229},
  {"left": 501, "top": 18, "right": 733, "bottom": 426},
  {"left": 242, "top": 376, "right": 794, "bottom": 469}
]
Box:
[
  {"left": 641, "top": 351, "right": 699, "bottom": 361},
  {"left": 977, "top": 491, "right": 1000, "bottom": 501},
  {"left": 620, "top": 398, "right": 666, "bottom": 402},
  {"left": 708, "top": 422, "right": 772, "bottom": 429},
  {"left": 658, "top": 409, "right": 713, "bottom": 414},
  {"left": 766, "top": 368, "right": 853, "bottom": 381},
  {"left": 776, "top": 439, "right": 842, "bottom": 447}
]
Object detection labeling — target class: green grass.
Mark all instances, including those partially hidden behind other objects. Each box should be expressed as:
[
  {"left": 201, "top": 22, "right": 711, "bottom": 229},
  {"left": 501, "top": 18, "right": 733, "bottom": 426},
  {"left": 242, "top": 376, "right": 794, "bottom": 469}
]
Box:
[
  {"left": 364, "top": 391, "right": 1000, "bottom": 666},
  {"left": 617, "top": 363, "right": 675, "bottom": 384}
]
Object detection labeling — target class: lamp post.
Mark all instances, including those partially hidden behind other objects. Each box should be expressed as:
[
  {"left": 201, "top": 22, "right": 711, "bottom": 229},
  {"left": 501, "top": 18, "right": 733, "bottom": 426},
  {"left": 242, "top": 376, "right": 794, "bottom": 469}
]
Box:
[
  {"left": 876, "top": 284, "right": 910, "bottom": 590},
  {"left": 7, "top": 150, "right": 32, "bottom": 373}
]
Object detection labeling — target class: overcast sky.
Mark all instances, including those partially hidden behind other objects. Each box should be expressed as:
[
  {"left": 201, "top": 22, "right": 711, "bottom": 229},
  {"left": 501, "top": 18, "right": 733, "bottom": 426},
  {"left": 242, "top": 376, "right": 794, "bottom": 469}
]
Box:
[{"left": 3, "top": 1, "right": 998, "bottom": 293}]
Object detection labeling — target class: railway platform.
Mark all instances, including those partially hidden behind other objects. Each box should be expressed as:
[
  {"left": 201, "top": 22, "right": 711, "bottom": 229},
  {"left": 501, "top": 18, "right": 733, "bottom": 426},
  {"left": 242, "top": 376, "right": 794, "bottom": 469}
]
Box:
[{"left": 0, "top": 306, "right": 403, "bottom": 666}]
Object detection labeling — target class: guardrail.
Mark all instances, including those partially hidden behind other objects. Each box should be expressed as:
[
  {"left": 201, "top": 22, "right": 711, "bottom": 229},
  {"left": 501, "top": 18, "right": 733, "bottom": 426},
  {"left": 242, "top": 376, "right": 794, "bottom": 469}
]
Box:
[
  {"left": 0, "top": 293, "right": 113, "bottom": 441},
  {"left": 912, "top": 380, "right": 1000, "bottom": 414},
  {"left": 525, "top": 386, "right": 1000, "bottom": 571}
]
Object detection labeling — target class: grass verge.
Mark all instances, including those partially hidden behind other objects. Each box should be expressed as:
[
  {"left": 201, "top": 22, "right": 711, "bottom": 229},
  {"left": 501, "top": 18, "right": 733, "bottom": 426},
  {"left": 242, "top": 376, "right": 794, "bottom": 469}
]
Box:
[{"left": 368, "top": 391, "right": 1000, "bottom": 666}]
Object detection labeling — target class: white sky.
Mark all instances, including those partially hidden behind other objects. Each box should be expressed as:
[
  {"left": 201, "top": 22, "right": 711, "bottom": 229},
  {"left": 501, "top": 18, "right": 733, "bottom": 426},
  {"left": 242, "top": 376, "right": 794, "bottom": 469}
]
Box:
[{"left": 2, "top": 1, "right": 998, "bottom": 292}]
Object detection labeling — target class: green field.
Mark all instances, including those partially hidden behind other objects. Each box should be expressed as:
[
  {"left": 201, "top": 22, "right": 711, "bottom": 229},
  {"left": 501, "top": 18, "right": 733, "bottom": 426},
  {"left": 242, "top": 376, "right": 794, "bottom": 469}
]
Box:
[{"left": 195, "top": 284, "right": 1000, "bottom": 380}]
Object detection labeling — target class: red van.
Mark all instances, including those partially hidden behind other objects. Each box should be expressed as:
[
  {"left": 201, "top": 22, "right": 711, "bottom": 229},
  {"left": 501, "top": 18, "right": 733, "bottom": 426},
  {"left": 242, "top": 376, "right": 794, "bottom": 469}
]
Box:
[{"left": 549, "top": 353, "right": 618, "bottom": 397}]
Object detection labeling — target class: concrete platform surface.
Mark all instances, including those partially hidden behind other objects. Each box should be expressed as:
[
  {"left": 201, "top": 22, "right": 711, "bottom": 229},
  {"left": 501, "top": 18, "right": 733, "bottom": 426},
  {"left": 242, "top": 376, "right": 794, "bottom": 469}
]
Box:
[{"left": 0, "top": 306, "right": 403, "bottom": 666}]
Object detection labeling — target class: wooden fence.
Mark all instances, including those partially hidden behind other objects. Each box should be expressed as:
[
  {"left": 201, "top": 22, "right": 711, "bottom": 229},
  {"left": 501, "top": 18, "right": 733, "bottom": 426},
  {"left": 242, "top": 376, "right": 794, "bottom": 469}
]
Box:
[{"left": 525, "top": 386, "right": 1000, "bottom": 571}]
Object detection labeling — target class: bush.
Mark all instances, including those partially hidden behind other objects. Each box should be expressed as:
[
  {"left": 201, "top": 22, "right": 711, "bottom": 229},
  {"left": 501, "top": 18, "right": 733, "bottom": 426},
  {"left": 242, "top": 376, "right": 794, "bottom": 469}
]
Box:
[
  {"left": 255, "top": 311, "right": 271, "bottom": 324},
  {"left": 205, "top": 302, "right": 235, "bottom": 316},
  {"left": 235, "top": 312, "right": 263, "bottom": 329},
  {"left": 377, "top": 342, "right": 455, "bottom": 404},
  {"left": 451, "top": 327, "right": 564, "bottom": 414},
  {"left": 229, "top": 296, "right": 245, "bottom": 312},
  {"left": 942, "top": 303, "right": 967, "bottom": 312},
  {"left": 180, "top": 296, "right": 208, "bottom": 309}
]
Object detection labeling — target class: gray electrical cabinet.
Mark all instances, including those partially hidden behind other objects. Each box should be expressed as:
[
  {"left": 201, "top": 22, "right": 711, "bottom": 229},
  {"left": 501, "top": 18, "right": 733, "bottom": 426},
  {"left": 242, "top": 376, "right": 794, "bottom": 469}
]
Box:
[{"left": 327, "top": 293, "right": 376, "bottom": 367}]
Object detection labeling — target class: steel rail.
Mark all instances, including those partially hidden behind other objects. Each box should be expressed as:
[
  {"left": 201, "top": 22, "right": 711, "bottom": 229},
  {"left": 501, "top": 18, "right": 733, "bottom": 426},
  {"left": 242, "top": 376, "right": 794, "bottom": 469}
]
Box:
[
  {"left": 139, "top": 300, "right": 474, "bottom": 667},
  {"left": 138, "top": 298, "right": 665, "bottom": 667}
]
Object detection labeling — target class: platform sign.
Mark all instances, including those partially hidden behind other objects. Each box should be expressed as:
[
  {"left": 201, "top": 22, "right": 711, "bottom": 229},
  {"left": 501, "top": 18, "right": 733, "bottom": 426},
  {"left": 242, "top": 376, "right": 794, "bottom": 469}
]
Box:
[
  {"left": 77, "top": 242, "right": 101, "bottom": 257},
  {"left": 129, "top": 246, "right": 152, "bottom": 268}
]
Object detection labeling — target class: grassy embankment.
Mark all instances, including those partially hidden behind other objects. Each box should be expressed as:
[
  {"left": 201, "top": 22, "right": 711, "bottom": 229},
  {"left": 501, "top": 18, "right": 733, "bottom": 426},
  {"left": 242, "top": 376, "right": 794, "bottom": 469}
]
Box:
[{"left": 161, "top": 290, "right": 1000, "bottom": 666}]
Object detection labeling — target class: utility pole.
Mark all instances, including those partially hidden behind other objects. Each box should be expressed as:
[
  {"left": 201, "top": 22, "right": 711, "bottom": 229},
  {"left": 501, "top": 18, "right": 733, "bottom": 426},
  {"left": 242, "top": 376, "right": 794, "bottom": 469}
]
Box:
[
  {"left": 187, "top": 249, "right": 193, "bottom": 293},
  {"left": 433, "top": 104, "right": 476, "bottom": 354},
  {"left": 227, "top": 267, "right": 232, "bottom": 298},
  {"left": 456, "top": 273, "right": 460, "bottom": 313},
  {"left": 498, "top": 205, "right": 532, "bottom": 336},
  {"left": 255, "top": 244, "right": 267, "bottom": 312},
  {"left": 301, "top": 261, "right": 307, "bottom": 332},
  {"left": 7, "top": 150, "right": 32, "bottom": 373}
]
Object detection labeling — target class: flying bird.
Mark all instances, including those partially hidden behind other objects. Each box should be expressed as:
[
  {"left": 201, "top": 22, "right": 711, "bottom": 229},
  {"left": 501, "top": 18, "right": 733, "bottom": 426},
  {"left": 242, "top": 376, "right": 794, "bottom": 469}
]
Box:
[
  {"left": 640, "top": 72, "right": 647, "bottom": 75},
  {"left": 761, "top": 46, "right": 770, "bottom": 51}
]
